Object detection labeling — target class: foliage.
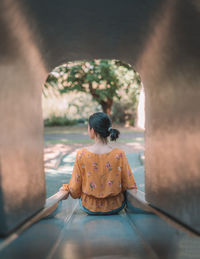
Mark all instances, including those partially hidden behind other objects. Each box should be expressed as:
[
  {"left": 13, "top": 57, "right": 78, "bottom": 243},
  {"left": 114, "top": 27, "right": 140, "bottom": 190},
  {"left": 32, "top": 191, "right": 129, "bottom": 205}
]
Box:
[
  {"left": 44, "top": 59, "right": 141, "bottom": 115},
  {"left": 112, "top": 85, "right": 140, "bottom": 125},
  {"left": 44, "top": 115, "right": 78, "bottom": 127},
  {"left": 42, "top": 91, "right": 101, "bottom": 122}
]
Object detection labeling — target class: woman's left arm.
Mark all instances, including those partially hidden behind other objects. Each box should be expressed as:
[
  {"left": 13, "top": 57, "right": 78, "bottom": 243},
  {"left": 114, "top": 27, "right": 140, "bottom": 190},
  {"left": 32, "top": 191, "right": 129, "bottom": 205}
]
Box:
[{"left": 121, "top": 151, "right": 137, "bottom": 191}]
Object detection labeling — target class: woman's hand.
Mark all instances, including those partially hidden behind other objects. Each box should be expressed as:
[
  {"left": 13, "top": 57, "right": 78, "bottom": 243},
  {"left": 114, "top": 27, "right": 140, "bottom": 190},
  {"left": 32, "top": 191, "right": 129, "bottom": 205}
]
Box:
[
  {"left": 59, "top": 186, "right": 64, "bottom": 192},
  {"left": 59, "top": 186, "right": 69, "bottom": 200}
]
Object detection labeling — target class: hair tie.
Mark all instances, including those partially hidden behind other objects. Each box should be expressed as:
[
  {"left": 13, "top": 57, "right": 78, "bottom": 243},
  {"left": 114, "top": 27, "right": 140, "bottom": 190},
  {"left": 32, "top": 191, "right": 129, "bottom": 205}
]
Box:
[{"left": 108, "top": 127, "right": 112, "bottom": 132}]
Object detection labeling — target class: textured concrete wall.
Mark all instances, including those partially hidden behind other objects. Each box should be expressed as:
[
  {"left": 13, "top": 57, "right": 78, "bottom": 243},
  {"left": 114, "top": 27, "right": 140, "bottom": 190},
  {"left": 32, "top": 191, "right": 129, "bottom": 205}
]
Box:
[
  {"left": 0, "top": 0, "right": 47, "bottom": 235},
  {"left": 138, "top": 0, "right": 200, "bottom": 233},
  {"left": 0, "top": 0, "right": 199, "bottom": 235},
  {"left": 21, "top": 0, "right": 163, "bottom": 70}
]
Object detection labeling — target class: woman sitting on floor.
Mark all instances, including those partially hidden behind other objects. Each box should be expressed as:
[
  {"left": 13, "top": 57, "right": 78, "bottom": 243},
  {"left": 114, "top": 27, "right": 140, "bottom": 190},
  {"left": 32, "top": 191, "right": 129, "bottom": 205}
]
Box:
[{"left": 60, "top": 112, "right": 137, "bottom": 215}]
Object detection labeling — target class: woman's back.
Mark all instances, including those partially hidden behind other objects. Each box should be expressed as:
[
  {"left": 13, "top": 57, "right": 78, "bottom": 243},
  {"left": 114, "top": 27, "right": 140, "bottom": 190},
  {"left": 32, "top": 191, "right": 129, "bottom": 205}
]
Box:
[
  {"left": 79, "top": 148, "right": 130, "bottom": 198},
  {"left": 63, "top": 147, "right": 137, "bottom": 213}
]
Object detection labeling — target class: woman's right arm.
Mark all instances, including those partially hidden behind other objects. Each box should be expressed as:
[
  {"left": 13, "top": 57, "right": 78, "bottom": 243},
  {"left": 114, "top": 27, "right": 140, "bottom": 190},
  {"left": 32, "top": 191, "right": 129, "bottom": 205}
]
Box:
[{"left": 62, "top": 151, "right": 83, "bottom": 198}]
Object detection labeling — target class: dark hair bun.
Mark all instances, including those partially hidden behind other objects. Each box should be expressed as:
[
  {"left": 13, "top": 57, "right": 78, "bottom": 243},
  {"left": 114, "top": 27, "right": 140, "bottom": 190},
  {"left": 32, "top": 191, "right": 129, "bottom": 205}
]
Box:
[
  {"left": 89, "top": 112, "right": 120, "bottom": 143},
  {"left": 110, "top": 128, "right": 120, "bottom": 141}
]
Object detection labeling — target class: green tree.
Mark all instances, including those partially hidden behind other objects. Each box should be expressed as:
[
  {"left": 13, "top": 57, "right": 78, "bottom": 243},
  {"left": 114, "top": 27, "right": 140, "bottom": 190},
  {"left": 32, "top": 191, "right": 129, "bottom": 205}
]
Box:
[{"left": 44, "top": 59, "right": 141, "bottom": 115}]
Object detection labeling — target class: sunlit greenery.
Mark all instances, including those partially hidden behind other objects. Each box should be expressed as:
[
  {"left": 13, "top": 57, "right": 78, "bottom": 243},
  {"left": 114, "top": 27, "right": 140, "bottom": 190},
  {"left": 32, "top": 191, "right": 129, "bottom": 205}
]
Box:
[{"left": 44, "top": 59, "right": 141, "bottom": 116}]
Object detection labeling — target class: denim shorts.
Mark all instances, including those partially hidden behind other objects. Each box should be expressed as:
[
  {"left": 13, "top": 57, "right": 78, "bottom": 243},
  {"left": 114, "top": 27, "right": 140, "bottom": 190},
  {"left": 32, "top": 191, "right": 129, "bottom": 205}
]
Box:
[{"left": 79, "top": 199, "right": 126, "bottom": 215}]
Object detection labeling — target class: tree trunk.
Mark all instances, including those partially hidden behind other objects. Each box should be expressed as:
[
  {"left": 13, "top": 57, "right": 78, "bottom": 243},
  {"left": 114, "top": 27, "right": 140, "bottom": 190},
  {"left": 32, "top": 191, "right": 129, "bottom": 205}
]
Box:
[
  {"left": 88, "top": 82, "right": 113, "bottom": 116},
  {"left": 100, "top": 99, "right": 113, "bottom": 116}
]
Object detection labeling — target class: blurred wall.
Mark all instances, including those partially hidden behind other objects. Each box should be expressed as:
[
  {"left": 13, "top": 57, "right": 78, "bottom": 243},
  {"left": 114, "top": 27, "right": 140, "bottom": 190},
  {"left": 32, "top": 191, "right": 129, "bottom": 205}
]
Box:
[
  {"left": 138, "top": 0, "right": 200, "bottom": 233},
  {"left": 0, "top": 0, "right": 47, "bottom": 235}
]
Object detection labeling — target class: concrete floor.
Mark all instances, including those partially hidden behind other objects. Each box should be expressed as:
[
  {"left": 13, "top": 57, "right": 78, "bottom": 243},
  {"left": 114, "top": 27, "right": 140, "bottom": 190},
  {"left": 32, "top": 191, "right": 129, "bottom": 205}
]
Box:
[{"left": 0, "top": 196, "right": 199, "bottom": 259}]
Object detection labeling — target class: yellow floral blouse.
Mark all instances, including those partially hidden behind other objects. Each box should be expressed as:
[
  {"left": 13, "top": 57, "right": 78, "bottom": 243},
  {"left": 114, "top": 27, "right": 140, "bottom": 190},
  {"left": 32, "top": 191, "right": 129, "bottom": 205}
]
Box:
[{"left": 63, "top": 148, "right": 137, "bottom": 212}]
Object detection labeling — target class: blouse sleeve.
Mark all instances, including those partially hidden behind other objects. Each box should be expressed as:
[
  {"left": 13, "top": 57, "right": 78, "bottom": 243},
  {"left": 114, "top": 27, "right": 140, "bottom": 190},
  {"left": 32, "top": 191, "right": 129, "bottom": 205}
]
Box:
[
  {"left": 63, "top": 151, "right": 82, "bottom": 198},
  {"left": 121, "top": 151, "right": 137, "bottom": 191}
]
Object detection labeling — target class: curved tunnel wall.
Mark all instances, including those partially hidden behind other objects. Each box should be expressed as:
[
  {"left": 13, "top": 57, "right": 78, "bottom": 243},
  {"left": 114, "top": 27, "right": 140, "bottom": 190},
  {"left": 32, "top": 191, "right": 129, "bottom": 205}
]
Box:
[{"left": 0, "top": 0, "right": 199, "bottom": 235}]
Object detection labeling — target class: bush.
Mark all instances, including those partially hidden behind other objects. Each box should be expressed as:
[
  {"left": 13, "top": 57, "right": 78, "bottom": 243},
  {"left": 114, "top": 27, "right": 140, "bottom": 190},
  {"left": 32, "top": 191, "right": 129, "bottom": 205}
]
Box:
[
  {"left": 112, "top": 86, "right": 140, "bottom": 125},
  {"left": 44, "top": 115, "right": 78, "bottom": 127},
  {"left": 42, "top": 91, "right": 102, "bottom": 123}
]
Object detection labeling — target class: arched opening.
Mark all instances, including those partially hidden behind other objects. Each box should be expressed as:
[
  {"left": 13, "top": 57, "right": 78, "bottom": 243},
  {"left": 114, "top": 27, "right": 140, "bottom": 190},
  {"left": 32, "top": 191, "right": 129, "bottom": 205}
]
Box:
[
  {"left": 0, "top": 0, "right": 199, "bottom": 241},
  {"left": 42, "top": 59, "right": 145, "bottom": 198}
]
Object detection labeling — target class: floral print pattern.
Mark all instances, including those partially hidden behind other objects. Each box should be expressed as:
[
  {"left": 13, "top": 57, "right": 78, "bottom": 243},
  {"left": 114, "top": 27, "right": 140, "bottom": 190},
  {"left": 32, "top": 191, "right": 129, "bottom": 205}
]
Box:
[
  {"left": 78, "top": 151, "right": 85, "bottom": 159},
  {"left": 115, "top": 154, "right": 120, "bottom": 160},
  {"left": 63, "top": 148, "right": 137, "bottom": 212},
  {"left": 106, "top": 162, "right": 112, "bottom": 171},
  {"left": 92, "top": 162, "right": 98, "bottom": 171},
  {"left": 108, "top": 180, "right": 114, "bottom": 187},
  {"left": 90, "top": 181, "right": 96, "bottom": 190},
  {"left": 115, "top": 153, "right": 123, "bottom": 160},
  {"left": 105, "top": 162, "right": 111, "bottom": 168}
]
